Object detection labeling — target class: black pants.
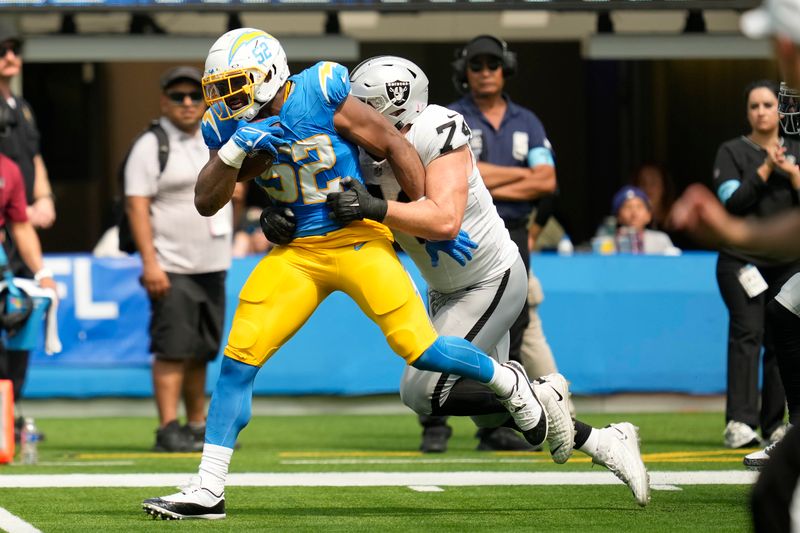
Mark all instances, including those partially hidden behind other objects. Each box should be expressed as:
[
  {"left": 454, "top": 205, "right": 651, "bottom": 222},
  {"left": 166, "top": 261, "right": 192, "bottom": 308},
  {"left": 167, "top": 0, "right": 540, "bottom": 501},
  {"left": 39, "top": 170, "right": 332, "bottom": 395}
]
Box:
[
  {"left": 752, "top": 424, "right": 800, "bottom": 532},
  {"left": 504, "top": 221, "right": 530, "bottom": 364},
  {"left": 716, "top": 253, "right": 798, "bottom": 434},
  {"left": 0, "top": 348, "right": 29, "bottom": 402}
]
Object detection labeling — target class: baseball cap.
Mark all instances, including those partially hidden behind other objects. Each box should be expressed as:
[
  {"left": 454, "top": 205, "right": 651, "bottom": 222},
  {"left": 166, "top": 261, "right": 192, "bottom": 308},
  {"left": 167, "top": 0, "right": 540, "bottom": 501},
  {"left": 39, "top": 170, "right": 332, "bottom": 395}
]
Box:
[
  {"left": 160, "top": 66, "right": 202, "bottom": 90},
  {"left": 612, "top": 186, "right": 651, "bottom": 215},
  {"left": 463, "top": 36, "right": 504, "bottom": 62},
  {"left": 741, "top": 0, "right": 800, "bottom": 42},
  {"left": 0, "top": 20, "right": 21, "bottom": 45}
]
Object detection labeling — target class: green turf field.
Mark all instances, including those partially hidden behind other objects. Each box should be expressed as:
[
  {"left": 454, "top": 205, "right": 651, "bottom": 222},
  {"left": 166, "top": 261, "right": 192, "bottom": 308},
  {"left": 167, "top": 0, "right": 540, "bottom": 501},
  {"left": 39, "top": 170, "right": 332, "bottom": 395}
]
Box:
[{"left": 0, "top": 411, "right": 757, "bottom": 531}]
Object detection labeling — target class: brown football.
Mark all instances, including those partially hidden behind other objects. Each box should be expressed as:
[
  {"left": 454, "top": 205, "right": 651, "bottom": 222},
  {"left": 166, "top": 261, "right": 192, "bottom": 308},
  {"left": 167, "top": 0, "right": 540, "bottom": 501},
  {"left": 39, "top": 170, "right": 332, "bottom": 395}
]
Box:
[{"left": 239, "top": 153, "right": 274, "bottom": 180}]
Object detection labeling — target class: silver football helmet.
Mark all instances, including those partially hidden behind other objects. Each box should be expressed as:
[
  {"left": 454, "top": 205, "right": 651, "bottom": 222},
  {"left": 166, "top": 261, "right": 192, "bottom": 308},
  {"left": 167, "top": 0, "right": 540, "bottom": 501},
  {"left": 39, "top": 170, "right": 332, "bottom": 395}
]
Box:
[
  {"left": 202, "top": 28, "right": 290, "bottom": 122},
  {"left": 780, "top": 81, "right": 800, "bottom": 136},
  {"left": 350, "top": 56, "right": 429, "bottom": 129}
]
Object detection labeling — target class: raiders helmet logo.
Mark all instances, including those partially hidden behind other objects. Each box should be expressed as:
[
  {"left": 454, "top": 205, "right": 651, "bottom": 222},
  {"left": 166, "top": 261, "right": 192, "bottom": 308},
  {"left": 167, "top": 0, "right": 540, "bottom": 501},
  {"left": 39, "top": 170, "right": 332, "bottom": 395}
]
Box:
[{"left": 385, "top": 81, "right": 410, "bottom": 106}]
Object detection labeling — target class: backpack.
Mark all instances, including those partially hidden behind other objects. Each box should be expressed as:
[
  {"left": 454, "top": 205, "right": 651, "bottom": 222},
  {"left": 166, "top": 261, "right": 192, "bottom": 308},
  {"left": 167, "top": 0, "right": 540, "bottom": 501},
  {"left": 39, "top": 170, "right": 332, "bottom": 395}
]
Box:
[{"left": 116, "top": 120, "right": 169, "bottom": 254}]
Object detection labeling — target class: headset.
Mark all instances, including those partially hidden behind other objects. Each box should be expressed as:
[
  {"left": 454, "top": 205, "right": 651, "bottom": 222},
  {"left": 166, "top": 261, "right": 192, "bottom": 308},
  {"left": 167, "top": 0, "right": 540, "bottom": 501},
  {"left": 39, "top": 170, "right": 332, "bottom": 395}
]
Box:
[{"left": 451, "top": 35, "right": 517, "bottom": 95}]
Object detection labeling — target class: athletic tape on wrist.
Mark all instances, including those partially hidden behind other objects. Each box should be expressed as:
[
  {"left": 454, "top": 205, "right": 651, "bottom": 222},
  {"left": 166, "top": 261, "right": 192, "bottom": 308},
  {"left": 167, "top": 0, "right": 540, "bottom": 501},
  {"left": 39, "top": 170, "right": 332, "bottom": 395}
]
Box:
[{"left": 217, "top": 139, "right": 247, "bottom": 169}]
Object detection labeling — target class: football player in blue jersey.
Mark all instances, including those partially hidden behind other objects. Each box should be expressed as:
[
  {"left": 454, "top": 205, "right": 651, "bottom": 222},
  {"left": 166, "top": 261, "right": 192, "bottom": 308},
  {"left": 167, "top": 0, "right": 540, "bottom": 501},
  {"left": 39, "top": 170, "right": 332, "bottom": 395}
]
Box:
[{"left": 142, "top": 28, "right": 558, "bottom": 521}]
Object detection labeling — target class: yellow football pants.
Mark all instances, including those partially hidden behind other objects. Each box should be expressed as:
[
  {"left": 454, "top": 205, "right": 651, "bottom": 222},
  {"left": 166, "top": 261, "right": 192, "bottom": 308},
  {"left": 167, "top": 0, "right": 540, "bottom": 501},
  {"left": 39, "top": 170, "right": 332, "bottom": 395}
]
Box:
[{"left": 224, "top": 237, "right": 438, "bottom": 367}]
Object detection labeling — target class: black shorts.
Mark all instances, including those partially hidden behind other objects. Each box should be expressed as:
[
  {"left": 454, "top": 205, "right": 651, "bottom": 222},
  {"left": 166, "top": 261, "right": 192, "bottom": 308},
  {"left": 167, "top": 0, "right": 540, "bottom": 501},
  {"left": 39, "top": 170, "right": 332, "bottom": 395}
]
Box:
[{"left": 149, "top": 271, "right": 226, "bottom": 362}]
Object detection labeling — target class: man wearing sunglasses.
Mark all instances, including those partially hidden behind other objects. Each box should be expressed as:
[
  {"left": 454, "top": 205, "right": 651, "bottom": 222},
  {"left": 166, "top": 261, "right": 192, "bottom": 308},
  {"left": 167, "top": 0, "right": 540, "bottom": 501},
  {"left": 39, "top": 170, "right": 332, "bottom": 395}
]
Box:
[
  {"left": 124, "top": 66, "right": 233, "bottom": 453},
  {"left": 0, "top": 20, "right": 57, "bottom": 447},
  {"left": 424, "top": 35, "right": 558, "bottom": 454}
]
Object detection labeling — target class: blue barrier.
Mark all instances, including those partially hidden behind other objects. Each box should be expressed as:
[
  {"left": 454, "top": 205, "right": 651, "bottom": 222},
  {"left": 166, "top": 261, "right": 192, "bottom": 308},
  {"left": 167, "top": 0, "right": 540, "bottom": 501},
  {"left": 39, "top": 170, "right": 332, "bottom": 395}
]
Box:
[{"left": 23, "top": 252, "right": 727, "bottom": 398}]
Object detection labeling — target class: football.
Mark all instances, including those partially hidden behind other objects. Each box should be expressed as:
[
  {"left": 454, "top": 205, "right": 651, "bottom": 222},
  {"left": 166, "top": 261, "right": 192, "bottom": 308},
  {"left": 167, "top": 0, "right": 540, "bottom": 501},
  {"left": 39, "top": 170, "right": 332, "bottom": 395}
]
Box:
[{"left": 239, "top": 152, "right": 274, "bottom": 180}]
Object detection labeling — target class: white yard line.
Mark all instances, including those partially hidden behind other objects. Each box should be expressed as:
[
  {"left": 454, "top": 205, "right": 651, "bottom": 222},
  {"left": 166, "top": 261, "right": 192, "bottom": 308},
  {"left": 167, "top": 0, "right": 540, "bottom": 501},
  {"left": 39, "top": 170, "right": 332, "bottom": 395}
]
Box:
[
  {"left": 0, "top": 470, "right": 758, "bottom": 488},
  {"left": 408, "top": 486, "right": 444, "bottom": 492},
  {"left": 0, "top": 507, "right": 42, "bottom": 533}
]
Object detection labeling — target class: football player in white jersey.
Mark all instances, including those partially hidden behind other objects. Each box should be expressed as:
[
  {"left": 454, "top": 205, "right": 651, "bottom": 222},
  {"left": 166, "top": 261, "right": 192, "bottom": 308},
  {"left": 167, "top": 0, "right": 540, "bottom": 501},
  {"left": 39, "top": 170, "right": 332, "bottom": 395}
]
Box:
[{"left": 264, "top": 56, "right": 649, "bottom": 506}]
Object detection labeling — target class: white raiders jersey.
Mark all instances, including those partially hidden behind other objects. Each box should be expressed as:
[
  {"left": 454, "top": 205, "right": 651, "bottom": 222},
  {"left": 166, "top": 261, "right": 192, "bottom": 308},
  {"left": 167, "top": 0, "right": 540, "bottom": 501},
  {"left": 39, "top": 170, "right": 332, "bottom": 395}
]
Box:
[{"left": 361, "top": 104, "right": 519, "bottom": 293}]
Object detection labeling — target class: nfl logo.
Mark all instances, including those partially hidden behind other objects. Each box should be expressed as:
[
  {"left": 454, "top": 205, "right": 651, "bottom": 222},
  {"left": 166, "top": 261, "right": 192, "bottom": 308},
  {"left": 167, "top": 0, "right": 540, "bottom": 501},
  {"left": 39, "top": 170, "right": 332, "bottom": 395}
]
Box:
[{"left": 385, "top": 81, "right": 410, "bottom": 106}]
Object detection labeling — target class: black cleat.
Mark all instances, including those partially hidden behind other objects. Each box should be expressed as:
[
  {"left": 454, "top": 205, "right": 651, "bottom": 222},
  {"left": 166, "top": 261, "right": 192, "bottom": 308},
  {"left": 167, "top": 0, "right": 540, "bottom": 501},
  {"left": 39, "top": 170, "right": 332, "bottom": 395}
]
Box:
[
  {"left": 420, "top": 424, "right": 452, "bottom": 453},
  {"left": 476, "top": 426, "right": 539, "bottom": 451},
  {"left": 142, "top": 481, "right": 225, "bottom": 520}
]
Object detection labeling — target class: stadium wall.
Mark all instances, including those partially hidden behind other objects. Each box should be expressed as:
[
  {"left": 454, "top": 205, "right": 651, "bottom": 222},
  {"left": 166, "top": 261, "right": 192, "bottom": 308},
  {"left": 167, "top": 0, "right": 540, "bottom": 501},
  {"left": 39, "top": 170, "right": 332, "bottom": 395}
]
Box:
[{"left": 22, "top": 251, "right": 725, "bottom": 398}]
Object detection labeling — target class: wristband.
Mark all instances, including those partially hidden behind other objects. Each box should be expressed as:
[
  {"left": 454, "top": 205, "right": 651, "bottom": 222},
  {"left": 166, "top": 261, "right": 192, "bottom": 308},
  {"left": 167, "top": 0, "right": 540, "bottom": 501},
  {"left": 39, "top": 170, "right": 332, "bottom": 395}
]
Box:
[
  {"left": 34, "top": 268, "right": 53, "bottom": 281},
  {"left": 217, "top": 139, "right": 247, "bottom": 169}
]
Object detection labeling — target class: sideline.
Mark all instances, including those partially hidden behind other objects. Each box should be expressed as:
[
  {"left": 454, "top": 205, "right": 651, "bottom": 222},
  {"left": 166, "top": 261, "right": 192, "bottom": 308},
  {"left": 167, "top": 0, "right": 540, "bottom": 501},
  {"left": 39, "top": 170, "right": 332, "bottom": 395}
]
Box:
[{"left": 0, "top": 470, "right": 757, "bottom": 488}]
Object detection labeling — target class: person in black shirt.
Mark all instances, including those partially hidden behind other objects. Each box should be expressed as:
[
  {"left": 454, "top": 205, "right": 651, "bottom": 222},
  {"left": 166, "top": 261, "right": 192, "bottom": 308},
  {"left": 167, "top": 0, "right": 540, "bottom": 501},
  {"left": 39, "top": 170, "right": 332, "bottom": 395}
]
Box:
[
  {"left": 0, "top": 21, "right": 55, "bottom": 443},
  {"left": 713, "top": 79, "right": 800, "bottom": 450}
]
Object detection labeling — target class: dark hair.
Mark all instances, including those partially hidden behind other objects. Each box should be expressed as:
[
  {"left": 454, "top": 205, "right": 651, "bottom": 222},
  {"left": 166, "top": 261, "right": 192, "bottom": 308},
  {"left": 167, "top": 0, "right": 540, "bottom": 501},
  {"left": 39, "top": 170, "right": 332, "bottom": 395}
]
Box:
[
  {"left": 744, "top": 79, "right": 779, "bottom": 106},
  {"left": 630, "top": 161, "right": 676, "bottom": 216}
]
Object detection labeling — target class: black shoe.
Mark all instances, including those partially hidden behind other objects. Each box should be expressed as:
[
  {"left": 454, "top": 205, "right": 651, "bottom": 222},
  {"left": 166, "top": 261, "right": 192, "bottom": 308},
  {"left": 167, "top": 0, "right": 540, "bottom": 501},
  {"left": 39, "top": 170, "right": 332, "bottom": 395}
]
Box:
[
  {"left": 476, "top": 426, "right": 540, "bottom": 451},
  {"left": 153, "top": 420, "right": 192, "bottom": 452},
  {"left": 420, "top": 424, "right": 452, "bottom": 453},
  {"left": 182, "top": 424, "right": 206, "bottom": 453}
]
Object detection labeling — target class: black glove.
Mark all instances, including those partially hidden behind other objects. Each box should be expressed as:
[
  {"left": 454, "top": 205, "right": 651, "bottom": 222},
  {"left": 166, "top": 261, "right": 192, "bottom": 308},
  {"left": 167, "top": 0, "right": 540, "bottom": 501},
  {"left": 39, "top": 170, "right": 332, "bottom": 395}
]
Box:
[
  {"left": 326, "top": 177, "right": 388, "bottom": 224},
  {"left": 260, "top": 205, "right": 296, "bottom": 245}
]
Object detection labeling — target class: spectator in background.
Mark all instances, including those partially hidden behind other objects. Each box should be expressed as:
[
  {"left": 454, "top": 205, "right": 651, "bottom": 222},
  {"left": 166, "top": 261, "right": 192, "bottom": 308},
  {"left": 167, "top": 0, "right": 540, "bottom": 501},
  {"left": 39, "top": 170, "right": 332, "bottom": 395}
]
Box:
[
  {"left": 124, "top": 66, "right": 232, "bottom": 452},
  {"left": 231, "top": 182, "right": 271, "bottom": 258},
  {"left": 712, "top": 79, "right": 800, "bottom": 449},
  {"left": 0, "top": 152, "right": 55, "bottom": 444},
  {"left": 630, "top": 162, "right": 675, "bottom": 231},
  {"left": 0, "top": 20, "right": 56, "bottom": 441},
  {"left": 611, "top": 185, "right": 679, "bottom": 255},
  {"left": 431, "top": 34, "right": 555, "bottom": 453}
]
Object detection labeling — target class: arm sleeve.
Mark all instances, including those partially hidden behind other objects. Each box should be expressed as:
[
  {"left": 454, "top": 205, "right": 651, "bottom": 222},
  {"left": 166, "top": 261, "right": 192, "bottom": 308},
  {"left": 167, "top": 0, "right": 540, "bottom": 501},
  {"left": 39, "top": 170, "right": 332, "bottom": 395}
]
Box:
[
  {"left": 712, "top": 143, "right": 765, "bottom": 215},
  {"left": 4, "top": 158, "right": 28, "bottom": 223},
  {"left": 124, "top": 133, "right": 161, "bottom": 197}
]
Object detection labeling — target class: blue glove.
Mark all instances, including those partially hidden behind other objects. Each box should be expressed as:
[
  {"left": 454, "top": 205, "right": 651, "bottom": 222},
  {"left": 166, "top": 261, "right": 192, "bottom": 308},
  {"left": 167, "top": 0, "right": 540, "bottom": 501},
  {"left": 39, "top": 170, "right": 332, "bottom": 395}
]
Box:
[
  {"left": 230, "top": 116, "right": 288, "bottom": 159},
  {"left": 201, "top": 103, "right": 240, "bottom": 150},
  {"left": 425, "top": 229, "right": 479, "bottom": 267}
]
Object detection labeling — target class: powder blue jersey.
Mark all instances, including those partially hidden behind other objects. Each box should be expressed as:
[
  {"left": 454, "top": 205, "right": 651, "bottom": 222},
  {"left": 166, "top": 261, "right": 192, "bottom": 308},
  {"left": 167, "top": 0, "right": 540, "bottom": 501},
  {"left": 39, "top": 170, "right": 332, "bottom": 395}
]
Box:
[{"left": 255, "top": 61, "right": 363, "bottom": 237}]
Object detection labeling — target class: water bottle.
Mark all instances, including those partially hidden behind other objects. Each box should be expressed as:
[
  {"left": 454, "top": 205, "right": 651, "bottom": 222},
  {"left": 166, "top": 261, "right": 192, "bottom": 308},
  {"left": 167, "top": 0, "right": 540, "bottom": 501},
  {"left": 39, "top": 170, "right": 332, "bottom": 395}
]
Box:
[
  {"left": 19, "top": 417, "right": 39, "bottom": 465},
  {"left": 557, "top": 234, "right": 574, "bottom": 256},
  {"left": 616, "top": 227, "right": 633, "bottom": 254}
]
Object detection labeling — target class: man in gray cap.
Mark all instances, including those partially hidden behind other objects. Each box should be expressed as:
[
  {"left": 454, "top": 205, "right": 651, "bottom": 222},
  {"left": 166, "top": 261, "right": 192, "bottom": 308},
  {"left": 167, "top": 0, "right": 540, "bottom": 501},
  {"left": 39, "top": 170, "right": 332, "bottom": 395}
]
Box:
[
  {"left": 0, "top": 19, "right": 57, "bottom": 445},
  {"left": 124, "top": 65, "right": 233, "bottom": 452}
]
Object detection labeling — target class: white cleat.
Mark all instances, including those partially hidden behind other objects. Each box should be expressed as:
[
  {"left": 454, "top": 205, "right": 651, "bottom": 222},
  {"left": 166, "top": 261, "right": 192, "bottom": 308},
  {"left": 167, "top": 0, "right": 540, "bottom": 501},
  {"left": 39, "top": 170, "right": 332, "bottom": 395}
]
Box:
[
  {"left": 497, "top": 361, "right": 548, "bottom": 447},
  {"left": 593, "top": 423, "right": 650, "bottom": 507},
  {"left": 744, "top": 441, "right": 779, "bottom": 471},
  {"left": 533, "top": 373, "right": 575, "bottom": 464},
  {"left": 142, "top": 476, "right": 226, "bottom": 520}
]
